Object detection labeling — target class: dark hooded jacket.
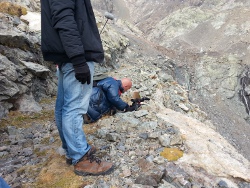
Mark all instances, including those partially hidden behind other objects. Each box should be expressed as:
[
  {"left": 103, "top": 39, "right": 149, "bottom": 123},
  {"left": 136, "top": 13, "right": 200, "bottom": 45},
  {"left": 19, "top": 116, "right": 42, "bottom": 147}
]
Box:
[
  {"left": 87, "top": 77, "right": 129, "bottom": 122},
  {"left": 40, "top": 0, "right": 104, "bottom": 66}
]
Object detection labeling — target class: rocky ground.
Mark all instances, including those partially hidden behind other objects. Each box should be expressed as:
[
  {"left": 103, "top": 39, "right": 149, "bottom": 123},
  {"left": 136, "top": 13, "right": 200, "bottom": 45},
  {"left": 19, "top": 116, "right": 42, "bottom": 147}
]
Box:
[
  {"left": 110, "top": 0, "right": 250, "bottom": 163},
  {"left": 1, "top": 0, "right": 250, "bottom": 188},
  {"left": 1, "top": 30, "right": 250, "bottom": 187}
]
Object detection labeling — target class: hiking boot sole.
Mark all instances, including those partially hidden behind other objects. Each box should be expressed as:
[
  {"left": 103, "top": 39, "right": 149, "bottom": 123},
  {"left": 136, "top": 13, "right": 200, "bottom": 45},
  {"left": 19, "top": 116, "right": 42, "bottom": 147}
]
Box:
[{"left": 74, "top": 165, "right": 114, "bottom": 176}]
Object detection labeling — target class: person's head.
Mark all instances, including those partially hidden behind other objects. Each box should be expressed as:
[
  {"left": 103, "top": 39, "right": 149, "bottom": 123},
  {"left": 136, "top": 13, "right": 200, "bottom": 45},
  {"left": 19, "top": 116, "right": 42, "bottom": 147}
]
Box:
[{"left": 121, "top": 78, "right": 132, "bottom": 92}]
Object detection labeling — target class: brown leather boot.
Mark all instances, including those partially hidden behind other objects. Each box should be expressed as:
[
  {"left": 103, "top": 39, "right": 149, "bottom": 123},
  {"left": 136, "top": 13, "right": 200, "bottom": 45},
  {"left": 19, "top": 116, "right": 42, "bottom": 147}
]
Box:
[
  {"left": 74, "top": 147, "right": 114, "bottom": 176},
  {"left": 66, "top": 146, "right": 97, "bottom": 165}
]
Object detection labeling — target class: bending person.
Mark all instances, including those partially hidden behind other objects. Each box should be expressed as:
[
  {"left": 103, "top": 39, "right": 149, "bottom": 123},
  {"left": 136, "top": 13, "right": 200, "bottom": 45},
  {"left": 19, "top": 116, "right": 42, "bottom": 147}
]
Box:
[{"left": 84, "top": 77, "right": 135, "bottom": 123}]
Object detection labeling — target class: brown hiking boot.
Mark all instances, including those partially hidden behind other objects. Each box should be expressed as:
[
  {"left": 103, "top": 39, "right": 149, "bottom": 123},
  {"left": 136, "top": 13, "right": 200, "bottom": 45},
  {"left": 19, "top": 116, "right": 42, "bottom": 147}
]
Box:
[
  {"left": 74, "top": 147, "right": 114, "bottom": 176},
  {"left": 66, "top": 146, "right": 97, "bottom": 165}
]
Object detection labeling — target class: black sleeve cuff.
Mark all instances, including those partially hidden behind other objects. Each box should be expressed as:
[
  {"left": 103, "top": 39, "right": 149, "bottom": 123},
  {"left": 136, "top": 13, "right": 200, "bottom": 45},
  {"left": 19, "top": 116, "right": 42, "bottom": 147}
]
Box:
[{"left": 70, "top": 54, "right": 86, "bottom": 65}]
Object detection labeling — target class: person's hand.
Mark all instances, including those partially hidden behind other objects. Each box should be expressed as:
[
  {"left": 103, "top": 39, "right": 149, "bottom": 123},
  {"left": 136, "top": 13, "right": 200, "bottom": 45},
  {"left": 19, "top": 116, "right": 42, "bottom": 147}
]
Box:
[
  {"left": 73, "top": 62, "right": 91, "bottom": 84},
  {"left": 125, "top": 105, "right": 136, "bottom": 112}
]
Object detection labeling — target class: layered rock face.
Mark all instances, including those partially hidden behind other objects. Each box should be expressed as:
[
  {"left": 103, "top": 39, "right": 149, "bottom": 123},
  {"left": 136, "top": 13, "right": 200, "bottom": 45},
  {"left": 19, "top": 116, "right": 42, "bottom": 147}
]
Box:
[
  {"left": 0, "top": 3, "right": 57, "bottom": 118},
  {"left": 0, "top": 1, "right": 129, "bottom": 118}
]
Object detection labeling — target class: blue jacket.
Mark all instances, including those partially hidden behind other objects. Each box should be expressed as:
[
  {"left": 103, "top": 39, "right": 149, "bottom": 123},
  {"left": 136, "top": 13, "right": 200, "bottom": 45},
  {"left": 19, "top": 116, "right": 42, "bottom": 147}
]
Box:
[{"left": 87, "top": 77, "right": 128, "bottom": 122}]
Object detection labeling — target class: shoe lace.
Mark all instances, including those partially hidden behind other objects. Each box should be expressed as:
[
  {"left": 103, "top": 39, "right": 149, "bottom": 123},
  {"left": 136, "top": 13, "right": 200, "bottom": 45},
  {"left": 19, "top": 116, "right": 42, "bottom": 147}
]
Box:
[{"left": 87, "top": 150, "right": 101, "bottom": 165}]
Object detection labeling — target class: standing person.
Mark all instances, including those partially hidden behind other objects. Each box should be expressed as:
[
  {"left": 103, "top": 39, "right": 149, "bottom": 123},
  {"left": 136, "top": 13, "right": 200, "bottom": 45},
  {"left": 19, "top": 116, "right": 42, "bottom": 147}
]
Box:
[
  {"left": 40, "top": 0, "right": 113, "bottom": 176},
  {"left": 85, "top": 77, "right": 135, "bottom": 123}
]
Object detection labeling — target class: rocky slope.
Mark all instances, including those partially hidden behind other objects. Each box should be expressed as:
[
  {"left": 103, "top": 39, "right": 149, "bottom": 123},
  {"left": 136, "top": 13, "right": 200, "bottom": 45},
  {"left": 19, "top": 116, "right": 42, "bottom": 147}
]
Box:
[
  {"left": 93, "top": 0, "right": 250, "bottom": 162},
  {"left": 1, "top": 31, "right": 250, "bottom": 187},
  {"left": 0, "top": 0, "right": 250, "bottom": 188}
]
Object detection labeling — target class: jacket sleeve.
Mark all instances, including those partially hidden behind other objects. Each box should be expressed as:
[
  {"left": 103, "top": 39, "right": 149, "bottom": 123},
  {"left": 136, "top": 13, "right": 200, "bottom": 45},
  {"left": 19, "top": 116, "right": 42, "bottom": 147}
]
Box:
[
  {"left": 49, "top": 0, "right": 86, "bottom": 64},
  {"left": 101, "top": 80, "right": 128, "bottom": 111}
]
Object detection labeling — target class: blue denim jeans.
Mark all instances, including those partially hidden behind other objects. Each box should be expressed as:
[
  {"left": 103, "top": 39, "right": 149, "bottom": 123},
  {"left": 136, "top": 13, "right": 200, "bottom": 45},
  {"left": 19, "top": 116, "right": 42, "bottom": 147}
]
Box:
[
  {"left": 55, "top": 62, "right": 94, "bottom": 165},
  {"left": 0, "top": 177, "right": 10, "bottom": 188}
]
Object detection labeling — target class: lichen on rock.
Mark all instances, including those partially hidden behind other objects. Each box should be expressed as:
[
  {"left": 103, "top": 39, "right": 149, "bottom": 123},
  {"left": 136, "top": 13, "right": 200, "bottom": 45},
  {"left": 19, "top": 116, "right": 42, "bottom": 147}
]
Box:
[{"left": 160, "top": 147, "right": 184, "bottom": 161}]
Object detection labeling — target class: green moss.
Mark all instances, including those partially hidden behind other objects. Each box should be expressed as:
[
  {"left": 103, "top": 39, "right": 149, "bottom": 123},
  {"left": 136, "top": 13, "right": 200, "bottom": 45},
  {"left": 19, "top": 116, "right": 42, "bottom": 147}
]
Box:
[
  {"left": 16, "top": 167, "right": 26, "bottom": 176},
  {"left": 3, "top": 140, "right": 11, "bottom": 145},
  {"left": 0, "top": 109, "right": 54, "bottom": 129},
  {"left": 0, "top": 2, "right": 27, "bottom": 17},
  {"left": 34, "top": 148, "right": 47, "bottom": 157},
  {"left": 41, "top": 137, "right": 50, "bottom": 145},
  {"left": 40, "top": 97, "right": 56, "bottom": 104}
]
